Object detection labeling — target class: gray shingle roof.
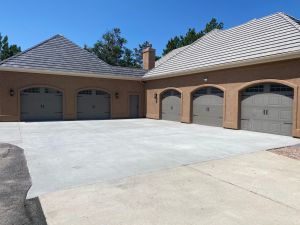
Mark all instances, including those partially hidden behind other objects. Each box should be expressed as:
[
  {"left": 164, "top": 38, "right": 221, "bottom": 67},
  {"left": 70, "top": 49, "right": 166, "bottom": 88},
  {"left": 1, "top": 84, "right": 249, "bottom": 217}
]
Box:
[
  {"left": 145, "top": 12, "right": 300, "bottom": 79},
  {"left": 0, "top": 35, "right": 146, "bottom": 78},
  {"left": 155, "top": 45, "right": 190, "bottom": 67}
]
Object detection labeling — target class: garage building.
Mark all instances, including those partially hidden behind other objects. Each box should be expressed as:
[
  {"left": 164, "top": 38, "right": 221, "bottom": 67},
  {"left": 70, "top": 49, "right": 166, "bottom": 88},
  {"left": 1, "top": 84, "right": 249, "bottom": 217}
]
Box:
[{"left": 1, "top": 12, "right": 300, "bottom": 137}]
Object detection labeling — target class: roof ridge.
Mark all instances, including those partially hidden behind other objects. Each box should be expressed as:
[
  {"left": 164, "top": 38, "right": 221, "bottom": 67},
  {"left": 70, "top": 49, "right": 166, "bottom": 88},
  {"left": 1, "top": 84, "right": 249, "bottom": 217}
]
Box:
[
  {"left": 278, "top": 12, "right": 300, "bottom": 32},
  {"left": 0, "top": 34, "right": 61, "bottom": 65}
]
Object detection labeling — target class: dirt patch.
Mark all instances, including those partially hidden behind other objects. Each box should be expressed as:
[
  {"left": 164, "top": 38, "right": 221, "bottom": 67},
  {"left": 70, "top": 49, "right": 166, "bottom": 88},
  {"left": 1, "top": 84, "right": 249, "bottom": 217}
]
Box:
[{"left": 269, "top": 146, "right": 300, "bottom": 160}]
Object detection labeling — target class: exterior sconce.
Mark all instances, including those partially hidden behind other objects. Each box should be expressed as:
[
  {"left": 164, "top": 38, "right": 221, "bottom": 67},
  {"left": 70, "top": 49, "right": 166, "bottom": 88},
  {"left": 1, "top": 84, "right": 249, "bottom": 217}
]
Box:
[
  {"left": 203, "top": 77, "right": 208, "bottom": 83},
  {"left": 154, "top": 93, "right": 158, "bottom": 103},
  {"left": 115, "top": 92, "right": 119, "bottom": 99},
  {"left": 9, "top": 88, "right": 15, "bottom": 97}
]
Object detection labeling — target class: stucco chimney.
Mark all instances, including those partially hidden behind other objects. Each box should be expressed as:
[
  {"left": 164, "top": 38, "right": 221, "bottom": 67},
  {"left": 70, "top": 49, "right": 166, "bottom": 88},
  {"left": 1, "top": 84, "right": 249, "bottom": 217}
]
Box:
[{"left": 142, "top": 47, "right": 156, "bottom": 70}]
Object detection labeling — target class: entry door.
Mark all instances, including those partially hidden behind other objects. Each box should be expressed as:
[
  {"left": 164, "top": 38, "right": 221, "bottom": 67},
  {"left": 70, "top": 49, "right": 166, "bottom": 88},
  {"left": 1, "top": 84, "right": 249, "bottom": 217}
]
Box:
[
  {"left": 161, "top": 90, "right": 181, "bottom": 122},
  {"left": 21, "top": 87, "right": 63, "bottom": 121},
  {"left": 77, "top": 90, "right": 111, "bottom": 120},
  {"left": 192, "top": 87, "right": 224, "bottom": 127},
  {"left": 241, "top": 84, "right": 293, "bottom": 136},
  {"left": 129, "top": 95, "right": 139, "bottom": 118}
]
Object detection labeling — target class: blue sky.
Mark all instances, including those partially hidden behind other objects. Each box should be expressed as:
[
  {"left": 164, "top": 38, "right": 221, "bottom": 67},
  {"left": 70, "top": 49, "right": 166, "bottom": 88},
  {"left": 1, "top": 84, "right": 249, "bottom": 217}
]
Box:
[{"left": 1, "top": 0, "right": 299, "bottom": 56}]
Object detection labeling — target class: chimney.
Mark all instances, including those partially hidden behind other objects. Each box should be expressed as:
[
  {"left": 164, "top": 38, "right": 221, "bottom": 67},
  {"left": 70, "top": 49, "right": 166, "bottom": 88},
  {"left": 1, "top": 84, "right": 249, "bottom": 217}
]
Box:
[{"left": 142, "top": 47, "right": 156, "bottom": 70}]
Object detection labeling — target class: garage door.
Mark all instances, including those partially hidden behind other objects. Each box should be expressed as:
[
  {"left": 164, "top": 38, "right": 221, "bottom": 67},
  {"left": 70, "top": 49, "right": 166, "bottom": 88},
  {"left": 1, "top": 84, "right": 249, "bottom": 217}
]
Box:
[
  {"left": 21, "top": 87, "right": 63, "bottom": 121},
  {"left": 241, "top": 83, "right": 293, "bottom": 136},
  {"left": 77, "top": 89, "right": 111, "bottom": 120},
  {"left": 192, "top": 87, "right": 224, "bottom": 127},
  {"left": 161, "top": 90, "right": 181, "bottom": 122}
]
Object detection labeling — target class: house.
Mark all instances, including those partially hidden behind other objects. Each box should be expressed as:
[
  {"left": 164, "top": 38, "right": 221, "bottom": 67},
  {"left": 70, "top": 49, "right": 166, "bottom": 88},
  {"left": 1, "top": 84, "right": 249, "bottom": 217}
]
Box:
[{"left": 0, "top": 12, "right": 300, "bottom": 137}]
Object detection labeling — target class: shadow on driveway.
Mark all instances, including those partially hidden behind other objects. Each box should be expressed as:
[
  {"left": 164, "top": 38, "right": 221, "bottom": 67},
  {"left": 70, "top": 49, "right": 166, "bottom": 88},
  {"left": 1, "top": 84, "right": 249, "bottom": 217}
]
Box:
[
  {"left": 25, "top": 197, "right": 48, "bottom": 225},
  {"left": 0, "top": 143, "right": 47, "bottom": 225}
]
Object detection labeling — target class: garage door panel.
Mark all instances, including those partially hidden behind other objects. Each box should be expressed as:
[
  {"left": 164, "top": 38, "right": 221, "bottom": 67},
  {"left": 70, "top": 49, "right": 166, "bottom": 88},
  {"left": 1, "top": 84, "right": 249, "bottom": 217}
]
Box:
[
  {"left": 21, "top": 88, "right": 63, "bottom": 121},
  {"left": 77, "top": 90, "right": 111, "bottom": 120},
  {"left": 241, "top": 83, "right": 293, "bottom": 136},
  {"left": 161, "top": 91, "right": 181, "bottom": 122},
  {"left": 192, "top": 87, "right": 223, "bottom": 127}
]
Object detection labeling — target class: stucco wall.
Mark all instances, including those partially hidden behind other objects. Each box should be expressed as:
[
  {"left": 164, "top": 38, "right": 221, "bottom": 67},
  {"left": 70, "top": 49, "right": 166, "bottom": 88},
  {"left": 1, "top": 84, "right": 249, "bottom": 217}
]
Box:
[
  {"left": 145, "top": 58, "right": 300, "bottom": 137},
  {"left": 0, "top": 71, "right": 145, "bottom": 121}
]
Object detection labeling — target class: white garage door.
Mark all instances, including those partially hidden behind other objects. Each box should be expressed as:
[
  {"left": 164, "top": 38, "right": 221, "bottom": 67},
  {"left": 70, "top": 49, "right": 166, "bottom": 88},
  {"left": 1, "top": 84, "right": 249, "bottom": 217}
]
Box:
[{"left": 21, "top": 87, "right": 63, "bottom": 121}]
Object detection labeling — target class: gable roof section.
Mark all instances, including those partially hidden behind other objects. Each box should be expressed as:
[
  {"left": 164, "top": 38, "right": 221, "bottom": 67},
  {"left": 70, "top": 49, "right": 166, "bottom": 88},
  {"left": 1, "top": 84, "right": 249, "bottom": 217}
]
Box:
[
  {"left": 155, "top": 45, "right": 190, "bottom": 67},
  {"left": 145, "top": 12, "right": 300, "bottom": 79},
  {"left": 0, "top": 35, "right": 146, "bottom": 79}
]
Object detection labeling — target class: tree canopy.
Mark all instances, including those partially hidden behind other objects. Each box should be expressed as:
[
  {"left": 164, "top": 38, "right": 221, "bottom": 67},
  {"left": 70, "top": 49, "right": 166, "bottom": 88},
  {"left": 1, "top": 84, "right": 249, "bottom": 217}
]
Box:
[
  {"left": 0, "top": 33, "right": 21, "bottom": 61},
  {"left": 85, "top": 28, "right": 152, "bottom": 68},
  {"left": 162, "top": 18, "right": 223, "bottom": 56},
  {"left": 84, "top": 18, "right": 224, "bottom": 68}
]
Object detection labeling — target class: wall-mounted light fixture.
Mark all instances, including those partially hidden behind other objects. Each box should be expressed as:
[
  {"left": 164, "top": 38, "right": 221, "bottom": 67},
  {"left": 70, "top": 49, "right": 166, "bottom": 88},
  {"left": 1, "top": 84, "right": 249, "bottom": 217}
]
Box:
[
  {"left": 9, "top": 88, "right": 15, "bottom": 97},
  {"left": 115, "top": 92, "right": 119, "bottom": 99},
  {"left": 203, "top": 77, "right": 208, "bottom": 83},
  {"left": 154, "top": 93, "right": 158, "bottom": 103}
]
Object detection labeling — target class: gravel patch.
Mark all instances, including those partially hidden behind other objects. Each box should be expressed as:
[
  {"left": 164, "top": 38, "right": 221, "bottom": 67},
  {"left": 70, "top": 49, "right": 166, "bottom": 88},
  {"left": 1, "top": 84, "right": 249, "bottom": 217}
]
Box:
[{"left": 269, "top": 146, "right": 300, "bottom": 160}]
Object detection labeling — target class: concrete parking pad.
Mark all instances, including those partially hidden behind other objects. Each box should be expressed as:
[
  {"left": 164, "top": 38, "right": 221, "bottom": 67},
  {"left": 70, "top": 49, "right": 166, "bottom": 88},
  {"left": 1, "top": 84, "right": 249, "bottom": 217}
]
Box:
[
  {"left": 190, "top": 151, "right": 300, "bottom": 211},
  {"left": 0, "top": 119, "right": 299, "bottom": 198},
  {"left": 39, "top": 151, "right": 300, "bottom": 225}
]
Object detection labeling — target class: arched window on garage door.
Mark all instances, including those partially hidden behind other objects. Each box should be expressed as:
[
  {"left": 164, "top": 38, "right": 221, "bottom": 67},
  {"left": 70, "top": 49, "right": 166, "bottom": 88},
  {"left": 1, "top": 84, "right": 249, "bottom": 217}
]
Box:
[
  {"left": 77, "top": 89, "right": 111, "bottom": 120},
  {"left": 192, "top": 87, "right": 224, "bottom": 127},
  {"left": 21, "top": 87, "right": 63, "bottom": 121},
  {"left": 240, "top": 83, "right": 293, "bottom": 136},
  {"left": 161, "top": 89, "right": 181, "bottom": 122}
]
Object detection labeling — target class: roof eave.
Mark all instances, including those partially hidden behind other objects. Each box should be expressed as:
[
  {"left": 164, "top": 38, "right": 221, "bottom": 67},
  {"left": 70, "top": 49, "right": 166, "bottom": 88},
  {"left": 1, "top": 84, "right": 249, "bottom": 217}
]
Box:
[
  {"left": 143, "top": 51, "right": 300, "bottom": 81},
  {"left": 0, "top": 67, "right": 143, "bottom": 81}
]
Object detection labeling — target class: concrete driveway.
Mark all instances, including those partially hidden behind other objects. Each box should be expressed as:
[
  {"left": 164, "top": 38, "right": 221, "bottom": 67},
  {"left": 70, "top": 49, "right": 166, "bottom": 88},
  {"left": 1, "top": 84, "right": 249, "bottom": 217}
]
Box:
[
  {"left": 0, "top": 119, "right": 299, "bottom": 198},
  {"left": 40, "top": 151, "right": 300, "bottom": 225}
]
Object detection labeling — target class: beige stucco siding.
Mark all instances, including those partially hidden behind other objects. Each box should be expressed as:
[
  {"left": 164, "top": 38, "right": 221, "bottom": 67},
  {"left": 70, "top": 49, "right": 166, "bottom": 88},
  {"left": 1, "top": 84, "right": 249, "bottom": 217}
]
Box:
[
  {"left": 0, "top": 71, "right": 145, "bottom": 121},
  {"left": 145, "top": 58, "right": 300, "bottom": 137}
]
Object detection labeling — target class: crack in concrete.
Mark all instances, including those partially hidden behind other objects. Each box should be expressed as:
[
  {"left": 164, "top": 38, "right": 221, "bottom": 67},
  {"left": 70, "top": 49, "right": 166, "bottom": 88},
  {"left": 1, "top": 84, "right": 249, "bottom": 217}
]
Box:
[{"left": 186, "top": 165, "right": 300, "bottom": 212}]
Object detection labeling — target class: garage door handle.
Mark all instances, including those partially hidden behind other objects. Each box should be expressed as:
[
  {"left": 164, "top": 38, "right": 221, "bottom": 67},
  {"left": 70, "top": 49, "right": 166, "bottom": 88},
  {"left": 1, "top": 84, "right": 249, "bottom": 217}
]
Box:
[
  {"left": 284, "top": 122, "right": 292, "bottom": 125},
  {"left": 241, "top": 119, "right": 249, "bottom": 121}
]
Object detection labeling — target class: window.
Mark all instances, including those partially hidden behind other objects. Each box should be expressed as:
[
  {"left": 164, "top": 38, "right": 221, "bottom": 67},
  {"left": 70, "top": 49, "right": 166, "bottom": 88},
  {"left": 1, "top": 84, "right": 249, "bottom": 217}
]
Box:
[
  {"left": 96, "top": 90, "right": 108, "bottom": 95},
  {"left": 270, "top": 84, "right": 293, "bottom": 92},
  {"left": 245, "top": 85, "right": 264, "bottom": 93},
  {"left": 23, "top": 88, "right": 40, "bottom": 93},
  {"left": 79, "top": 90, "right": 92, "bottom": 95},
  {"left": 210, "top": 87, "right": 223, "bottom": 94},
  {"left": 162, "top": 90, "right": 181, "bottom": 98},
  {"left": 44, "top": 88, "right": 60, "bottom": 94}
]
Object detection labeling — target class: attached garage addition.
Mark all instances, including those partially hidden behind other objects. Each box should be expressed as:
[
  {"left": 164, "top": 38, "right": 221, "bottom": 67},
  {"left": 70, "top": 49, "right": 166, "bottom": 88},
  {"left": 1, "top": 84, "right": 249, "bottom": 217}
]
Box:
[{"left": 1, "top": 12, "right": 300, "bottom": 137}]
